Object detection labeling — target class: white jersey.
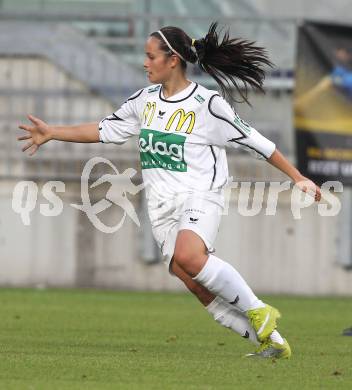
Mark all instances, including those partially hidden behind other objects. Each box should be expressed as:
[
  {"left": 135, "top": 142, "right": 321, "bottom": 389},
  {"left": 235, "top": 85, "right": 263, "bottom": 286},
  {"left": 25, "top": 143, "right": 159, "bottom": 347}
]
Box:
[{"left": 99, "top": 82, "right": 275, "bottom": 199}]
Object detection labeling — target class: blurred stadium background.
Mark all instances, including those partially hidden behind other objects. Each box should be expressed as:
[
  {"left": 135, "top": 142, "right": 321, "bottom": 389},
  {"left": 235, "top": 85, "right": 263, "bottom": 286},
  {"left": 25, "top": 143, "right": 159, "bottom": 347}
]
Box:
[{"left": 0, "top": 0, "right": 351, "bottom": 294}]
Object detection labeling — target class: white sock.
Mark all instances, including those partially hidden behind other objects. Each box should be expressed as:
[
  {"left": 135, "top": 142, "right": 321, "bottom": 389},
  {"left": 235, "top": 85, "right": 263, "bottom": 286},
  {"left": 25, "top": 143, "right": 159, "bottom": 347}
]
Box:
[
  {"left": 193, "top": 254, "right": 264, "bottom": 312},
  {"left": 206, "top": 296, "right": 259, "bottom": 345},
  {"left": 270, "top": 330, "right": 284, "bottom": 345}
]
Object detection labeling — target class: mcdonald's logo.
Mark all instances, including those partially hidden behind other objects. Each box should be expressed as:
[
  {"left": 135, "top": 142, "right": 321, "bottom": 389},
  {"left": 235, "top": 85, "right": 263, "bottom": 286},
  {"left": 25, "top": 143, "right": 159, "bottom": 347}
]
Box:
[
  {"left": 165, "top": 109, "right": 195, "bottom": 134},
  {"left": 142, "top": 102, "right": 156, "bottom": 126}
]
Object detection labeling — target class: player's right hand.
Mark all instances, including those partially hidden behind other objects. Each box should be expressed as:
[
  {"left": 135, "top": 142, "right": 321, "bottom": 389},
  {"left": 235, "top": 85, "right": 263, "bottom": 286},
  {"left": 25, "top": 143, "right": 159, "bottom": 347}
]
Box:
[{"left": 18, "top": 115, "right": 52, "bottom": 156}]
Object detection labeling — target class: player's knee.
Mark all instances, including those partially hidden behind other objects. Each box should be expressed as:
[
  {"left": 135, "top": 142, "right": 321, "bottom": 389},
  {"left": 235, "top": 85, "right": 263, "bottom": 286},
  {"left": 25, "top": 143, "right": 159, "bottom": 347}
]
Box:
[
  {"left": 172, "top": 247, "right": 194, "bottom": 270},
  {"left": 173, "top": 241, "right": 201, "bottom": 269},
  {"left": 173, "top": 250, "right": 207, "bottom": 277}
]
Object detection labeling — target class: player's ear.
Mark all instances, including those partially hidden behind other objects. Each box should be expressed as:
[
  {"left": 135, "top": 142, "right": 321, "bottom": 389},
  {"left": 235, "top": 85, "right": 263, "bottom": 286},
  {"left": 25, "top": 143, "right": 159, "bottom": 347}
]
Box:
[{"left": 170, "top": 54, "right": 180, "bottom": 68}]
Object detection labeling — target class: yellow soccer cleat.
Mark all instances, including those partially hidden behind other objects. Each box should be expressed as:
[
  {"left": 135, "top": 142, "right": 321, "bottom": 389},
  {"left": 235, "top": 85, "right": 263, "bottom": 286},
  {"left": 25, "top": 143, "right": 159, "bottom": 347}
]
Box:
[
  {"left": 245, "top": 338, "right": 292, "bottom": 359},
  {"left": 247, "top": 304, "right": 281, "bottom": 342}
]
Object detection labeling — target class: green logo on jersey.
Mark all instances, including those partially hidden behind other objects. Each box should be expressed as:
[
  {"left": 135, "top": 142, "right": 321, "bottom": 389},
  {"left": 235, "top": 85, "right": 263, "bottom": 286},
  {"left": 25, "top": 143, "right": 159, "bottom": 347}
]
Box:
[
  {"left": 234, "top": 113, "right": 252, "bottom": 135},
  {"left": 147, "top": 85, "right": 161, "bottom": 93},
  {"left": 139, "top": 129, "right": 187, "bottom": 172},
  {"left": 194, "top": 94, "right": 205, "bottom": 103}
]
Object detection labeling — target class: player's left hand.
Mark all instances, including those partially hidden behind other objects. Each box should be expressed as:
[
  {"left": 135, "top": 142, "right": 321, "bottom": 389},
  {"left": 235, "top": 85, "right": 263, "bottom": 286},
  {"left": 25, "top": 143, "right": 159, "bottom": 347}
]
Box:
[{"left": 294, "top": 177, "right": 321, "bottom": 202}]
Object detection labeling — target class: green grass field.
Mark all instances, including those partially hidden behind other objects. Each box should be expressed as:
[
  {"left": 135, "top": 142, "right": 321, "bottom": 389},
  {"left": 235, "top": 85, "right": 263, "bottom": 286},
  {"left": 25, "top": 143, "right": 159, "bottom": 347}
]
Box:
[{"left": 0, "top": 289, "right": 351, "bottom": 390}]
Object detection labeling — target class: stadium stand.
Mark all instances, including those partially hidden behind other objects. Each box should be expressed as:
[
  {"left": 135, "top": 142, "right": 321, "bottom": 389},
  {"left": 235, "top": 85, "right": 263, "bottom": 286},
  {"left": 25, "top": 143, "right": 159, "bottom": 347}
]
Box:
[{"left": 1, "top": 0, "right": 351, "bottom": 291}]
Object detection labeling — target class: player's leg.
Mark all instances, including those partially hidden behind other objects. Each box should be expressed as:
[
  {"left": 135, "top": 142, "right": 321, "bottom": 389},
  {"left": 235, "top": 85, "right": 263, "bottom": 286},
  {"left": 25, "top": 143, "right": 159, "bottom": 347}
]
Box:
[
  {"left": 154, "top": 193, "right": 290, "bottom": 358},
  {"left": 170, "top": 259, "right": 259, "bottom": 344},
  {"left": 172, "top": 229, "right": 289, "bottom": 352}
]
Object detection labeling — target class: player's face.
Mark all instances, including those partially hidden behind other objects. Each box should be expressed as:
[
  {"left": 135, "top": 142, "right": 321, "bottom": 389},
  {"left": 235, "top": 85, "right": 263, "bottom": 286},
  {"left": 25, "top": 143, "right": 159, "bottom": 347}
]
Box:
[{"left": 144, "top": 36, "right": 178, "bottom": 84}]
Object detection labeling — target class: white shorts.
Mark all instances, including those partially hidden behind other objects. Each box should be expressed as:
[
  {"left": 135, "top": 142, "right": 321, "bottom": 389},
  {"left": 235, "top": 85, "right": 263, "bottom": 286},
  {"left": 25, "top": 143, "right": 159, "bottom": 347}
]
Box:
[{"left": 148, "top": 191, "right": 224, "bottom": 272}]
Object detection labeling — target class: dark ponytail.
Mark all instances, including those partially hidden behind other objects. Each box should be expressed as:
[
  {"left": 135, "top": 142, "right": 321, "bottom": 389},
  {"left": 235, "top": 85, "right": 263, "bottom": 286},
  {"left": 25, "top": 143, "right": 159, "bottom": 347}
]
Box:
[{"left": 151, "top": 22, "right": 273, "bottom": 105}]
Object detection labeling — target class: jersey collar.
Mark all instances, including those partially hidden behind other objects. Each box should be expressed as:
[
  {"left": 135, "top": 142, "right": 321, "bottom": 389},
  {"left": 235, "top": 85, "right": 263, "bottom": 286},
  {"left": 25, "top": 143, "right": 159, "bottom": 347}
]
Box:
[{"left": 159, "top": 82, "right": 198, "bottom": 103}]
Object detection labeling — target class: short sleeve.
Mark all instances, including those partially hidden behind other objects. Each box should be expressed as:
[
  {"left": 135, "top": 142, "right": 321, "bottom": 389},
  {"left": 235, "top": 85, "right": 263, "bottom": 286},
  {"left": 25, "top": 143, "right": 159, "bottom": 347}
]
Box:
[
  {"left": 99, "top": 89, "right": 143, "bottom": 144},
  {"left": 206, "top": 94, "right": 276, "bottom": 159}
]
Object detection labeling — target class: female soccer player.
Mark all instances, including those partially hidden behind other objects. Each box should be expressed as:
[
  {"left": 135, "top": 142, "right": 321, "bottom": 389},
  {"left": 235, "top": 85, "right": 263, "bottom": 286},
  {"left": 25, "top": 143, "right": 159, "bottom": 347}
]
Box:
[{"left": 18, "top": 23, "right": 321, "bottom": 359}]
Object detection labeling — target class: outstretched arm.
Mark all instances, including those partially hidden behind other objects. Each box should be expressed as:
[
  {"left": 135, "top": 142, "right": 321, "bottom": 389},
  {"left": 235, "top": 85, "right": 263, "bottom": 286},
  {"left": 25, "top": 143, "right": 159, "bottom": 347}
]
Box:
[
  {"left": 268, "top": 148, "right": 321, "bottom": 201},
  {"left": 205, "top": 95, "right": 321, "bottom": 201},
  {"left": 18, "top": 115, "right": 100, "bottom": 156}
]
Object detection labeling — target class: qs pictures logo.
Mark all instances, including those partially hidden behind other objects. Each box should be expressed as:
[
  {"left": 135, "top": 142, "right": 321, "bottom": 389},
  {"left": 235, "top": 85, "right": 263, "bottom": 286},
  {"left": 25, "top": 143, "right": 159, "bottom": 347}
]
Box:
[{"left": 12, "top": 158, "right": 144, "bottom": 233}]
